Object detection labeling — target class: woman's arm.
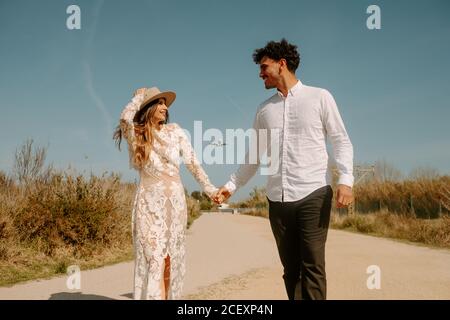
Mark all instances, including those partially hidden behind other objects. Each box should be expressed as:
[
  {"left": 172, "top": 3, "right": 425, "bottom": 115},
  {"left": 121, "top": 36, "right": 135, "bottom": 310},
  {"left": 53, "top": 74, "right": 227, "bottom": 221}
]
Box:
[
  {"left": 119, "top": 89, "right": 146, "bottom": 146},
  {"left": 176, "top": 124, "right": 218, "bottom": 198}
]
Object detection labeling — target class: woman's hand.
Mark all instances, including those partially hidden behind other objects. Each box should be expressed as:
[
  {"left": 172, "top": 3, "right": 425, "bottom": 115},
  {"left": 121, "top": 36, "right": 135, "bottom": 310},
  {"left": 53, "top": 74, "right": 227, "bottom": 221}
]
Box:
[
  {"left": 211, "top": 191, "right": 221, "bottom": 204},
  {"left": 212, "top": 187, "right": 229, "bottom": 204},
  {"left": 213, "top": 186, "right": 231, "bottom": 204},
  {"left": 133, "top": 87, "right": 147, "bottom": 97}
]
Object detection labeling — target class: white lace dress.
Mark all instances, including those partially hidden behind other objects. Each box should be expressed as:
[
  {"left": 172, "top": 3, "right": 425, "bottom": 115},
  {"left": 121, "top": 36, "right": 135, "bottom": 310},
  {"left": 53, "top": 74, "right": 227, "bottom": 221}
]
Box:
[{"left": 120, "top": 94, "right": 217, "bottom": 300}]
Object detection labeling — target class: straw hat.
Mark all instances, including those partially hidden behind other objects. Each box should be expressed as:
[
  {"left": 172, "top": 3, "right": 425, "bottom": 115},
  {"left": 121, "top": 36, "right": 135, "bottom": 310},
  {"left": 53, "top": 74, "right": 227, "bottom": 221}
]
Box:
[{"left": 134, "top": 87, "right": 176, "bottom": 123}]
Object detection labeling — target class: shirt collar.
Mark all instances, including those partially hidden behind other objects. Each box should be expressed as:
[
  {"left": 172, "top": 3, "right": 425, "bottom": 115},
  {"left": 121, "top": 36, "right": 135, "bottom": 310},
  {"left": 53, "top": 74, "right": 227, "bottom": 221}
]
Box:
[{"left": 277, "top": 80, "right": 303, "bottom": 98}]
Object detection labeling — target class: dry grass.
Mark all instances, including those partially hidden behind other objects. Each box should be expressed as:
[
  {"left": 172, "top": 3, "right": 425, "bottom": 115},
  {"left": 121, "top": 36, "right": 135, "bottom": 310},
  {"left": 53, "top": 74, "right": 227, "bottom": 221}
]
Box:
[
  {"left": 0, "top": 141, "right": 202, "bottom": 287},
  {"left": 353, "top": 177, "right": 450, "bottom": 218},
  {"left": 331, "top": 211, "right": 450, "bottom": 249},
  {"left": 0, "top": 169, "right": 136, "bottom": 286},
  {"left": 0, "top": 171, "right": 202, "bottom": 287},
  {"left": 237, "top": 207, "right": 450, "bottom": 249},
  {"left": 231, "top": 186, "right": 268, "bottom": 210},
  {"left": 186, "top": 194, "right": 201, "bottom": 228}
]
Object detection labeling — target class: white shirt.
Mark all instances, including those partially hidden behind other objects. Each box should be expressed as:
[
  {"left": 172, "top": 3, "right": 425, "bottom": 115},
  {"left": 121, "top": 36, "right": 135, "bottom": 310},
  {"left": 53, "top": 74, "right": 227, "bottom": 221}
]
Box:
[{"left": 224, "top": 80, "right": 354, "bottom": 202}]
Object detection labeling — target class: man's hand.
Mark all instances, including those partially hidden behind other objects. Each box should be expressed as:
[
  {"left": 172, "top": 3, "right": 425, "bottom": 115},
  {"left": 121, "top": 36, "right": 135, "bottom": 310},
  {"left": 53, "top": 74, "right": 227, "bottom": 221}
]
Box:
[
  {"left": 212, "top": 186, "right": 231, "bottom": 204},
  {"left": 133, "top": 87, "right": 147, "bottom": 97},
  {"left": 336, "top": 184, "right": 353, "bottom": 208}
]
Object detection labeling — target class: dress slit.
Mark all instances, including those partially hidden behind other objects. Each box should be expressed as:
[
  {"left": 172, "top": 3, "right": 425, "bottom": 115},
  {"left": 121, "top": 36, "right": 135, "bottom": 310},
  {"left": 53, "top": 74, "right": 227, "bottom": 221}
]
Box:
[{"left": 163, "top": 255, "right": 171, "bottom": 300}]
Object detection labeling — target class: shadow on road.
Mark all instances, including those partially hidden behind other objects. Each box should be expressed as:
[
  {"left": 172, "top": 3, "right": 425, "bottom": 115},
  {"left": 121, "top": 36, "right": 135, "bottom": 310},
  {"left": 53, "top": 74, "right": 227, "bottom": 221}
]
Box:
[{"left": 48, "top": 292, "right": 115, "bottom": 300}]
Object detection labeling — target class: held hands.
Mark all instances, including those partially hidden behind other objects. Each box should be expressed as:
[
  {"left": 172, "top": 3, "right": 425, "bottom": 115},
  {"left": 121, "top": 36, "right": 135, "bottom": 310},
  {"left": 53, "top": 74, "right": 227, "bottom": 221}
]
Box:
[
  {"left": 211, "top": 186, "right": 231, "bottom": 205},
  {"left": 336, "top": 184, "right": 353, "bottom": 208}
]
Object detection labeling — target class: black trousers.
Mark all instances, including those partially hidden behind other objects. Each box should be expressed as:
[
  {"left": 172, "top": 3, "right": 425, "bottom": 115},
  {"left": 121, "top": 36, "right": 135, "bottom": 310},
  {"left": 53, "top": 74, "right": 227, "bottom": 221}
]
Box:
[{"left": 268, "top": 185, "right": 333, "bottom": 300}]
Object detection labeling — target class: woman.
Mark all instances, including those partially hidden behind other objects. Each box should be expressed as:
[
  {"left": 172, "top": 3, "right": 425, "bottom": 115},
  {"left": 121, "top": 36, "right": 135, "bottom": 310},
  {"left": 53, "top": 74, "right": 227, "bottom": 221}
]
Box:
[{"left": 113, "top": 87, "right": 218, "bottom": 300}]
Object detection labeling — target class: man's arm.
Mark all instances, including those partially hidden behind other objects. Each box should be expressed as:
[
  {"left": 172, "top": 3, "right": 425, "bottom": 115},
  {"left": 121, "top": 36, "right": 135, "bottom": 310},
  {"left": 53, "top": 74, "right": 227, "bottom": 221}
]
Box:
[
  {"left": 214, "top": 112, "right": 264, "bottom": 203},
  {"left": 321, "top": 89, "right": 354, "bottom": 207}
]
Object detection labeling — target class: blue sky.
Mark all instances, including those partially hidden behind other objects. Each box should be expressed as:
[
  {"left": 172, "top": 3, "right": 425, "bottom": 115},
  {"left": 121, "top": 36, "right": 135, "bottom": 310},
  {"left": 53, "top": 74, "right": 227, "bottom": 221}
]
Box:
[{"left": 1, "top": 0, "right": 449, "bottom": 201}]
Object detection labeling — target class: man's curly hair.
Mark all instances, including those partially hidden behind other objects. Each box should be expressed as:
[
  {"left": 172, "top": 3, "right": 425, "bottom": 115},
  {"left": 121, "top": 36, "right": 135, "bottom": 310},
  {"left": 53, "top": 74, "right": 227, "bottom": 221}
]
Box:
[{"left": 253, "top": 38, "right": 300, "bottom": 73}]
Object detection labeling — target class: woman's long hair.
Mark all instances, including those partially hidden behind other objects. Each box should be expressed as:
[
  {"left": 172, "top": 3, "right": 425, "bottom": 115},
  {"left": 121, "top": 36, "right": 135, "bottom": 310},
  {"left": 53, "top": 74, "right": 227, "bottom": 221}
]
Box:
[{"left": 113, "top": 100, "right": 169, "bottom": 169}]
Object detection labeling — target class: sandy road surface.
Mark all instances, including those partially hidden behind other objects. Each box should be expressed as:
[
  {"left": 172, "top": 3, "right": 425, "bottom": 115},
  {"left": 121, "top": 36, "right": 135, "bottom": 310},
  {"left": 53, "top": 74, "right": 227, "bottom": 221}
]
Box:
[{"left": 1, "top": 213, "right": 449, "bottom": 300}]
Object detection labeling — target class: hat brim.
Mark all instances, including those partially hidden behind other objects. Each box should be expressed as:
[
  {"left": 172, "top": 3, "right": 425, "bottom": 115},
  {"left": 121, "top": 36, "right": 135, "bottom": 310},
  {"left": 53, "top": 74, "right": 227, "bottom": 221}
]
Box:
[{"left": 134, "top": 91, "right": 176, "bottom": 123}]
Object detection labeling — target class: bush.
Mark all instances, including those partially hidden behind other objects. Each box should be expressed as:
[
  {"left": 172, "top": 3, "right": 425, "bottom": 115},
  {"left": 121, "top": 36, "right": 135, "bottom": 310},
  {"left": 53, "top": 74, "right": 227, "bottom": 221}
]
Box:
[
  {"left": 186, "top": 196, "right": 201, "bottom": 228},
  {"left": 353, "top": 177, "right": 450, "bottom": 218},
  {"left": 232, "top": 186, "right": 268, "bottom": 209},
  {"left": 13, "top": 172, "right": 130, "bottom": 257}
]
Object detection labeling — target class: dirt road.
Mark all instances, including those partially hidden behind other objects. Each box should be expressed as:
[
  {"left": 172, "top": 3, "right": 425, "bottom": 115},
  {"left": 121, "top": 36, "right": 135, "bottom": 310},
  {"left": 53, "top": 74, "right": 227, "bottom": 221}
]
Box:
[{"left": 0, "top": 213, "right": 449, "bottom": 299}]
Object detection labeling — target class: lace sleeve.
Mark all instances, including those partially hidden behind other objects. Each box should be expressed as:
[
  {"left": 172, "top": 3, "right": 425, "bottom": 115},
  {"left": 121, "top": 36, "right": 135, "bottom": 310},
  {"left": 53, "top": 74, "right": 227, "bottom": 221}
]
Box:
[
  {"left": 176, "top": 124, "right": 218, "bottom": 197},
  {"left": 120, "top": 93, "right": 145, "bottom": 169}
]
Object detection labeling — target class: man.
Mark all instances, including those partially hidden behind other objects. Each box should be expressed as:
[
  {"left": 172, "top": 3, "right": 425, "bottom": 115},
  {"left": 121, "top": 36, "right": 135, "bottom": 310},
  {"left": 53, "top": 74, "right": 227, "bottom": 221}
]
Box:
[{"left": 213, "top": 39, "right": 354, "bottom": 300}]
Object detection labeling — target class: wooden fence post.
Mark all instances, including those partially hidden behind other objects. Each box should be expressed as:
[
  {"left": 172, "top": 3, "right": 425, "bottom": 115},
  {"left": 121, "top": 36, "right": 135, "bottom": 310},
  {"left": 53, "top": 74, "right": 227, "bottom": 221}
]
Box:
[
  {"left": 438, "top": 200, "right": 442, "bottom": 218},
  {"left": 410, "top": 194, "right": 414, "bottom": 216},
  {"left": 348, "top": 201, "right": 355, "bottom": 215}
]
